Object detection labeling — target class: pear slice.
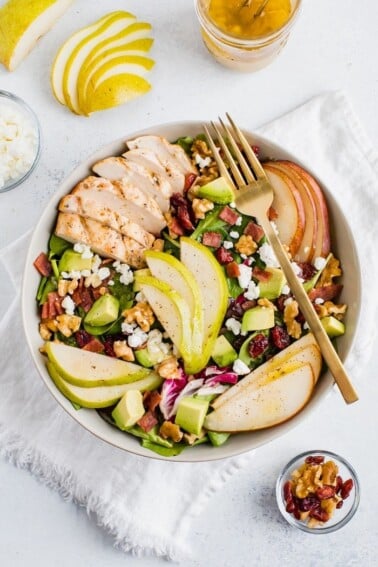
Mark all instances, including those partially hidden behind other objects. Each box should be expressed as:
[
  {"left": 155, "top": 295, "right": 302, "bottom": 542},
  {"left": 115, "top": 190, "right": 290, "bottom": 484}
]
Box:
[
  {"left": 204, "top": 363, "right": 315, "bottom": 432},
  {"left": 51, "top": 10, "right": 123, "bottom": 104},
  {"left": 0, "top": 0, "right": 73, "bottom": 71},
  {"left": 144, "top": 250, "right": 204, "bottom": 358},
  {"left": 180, "top": 237, "right": 228, "bottom": 367},
  {"left": 45, "top": 342, "right": 149, "bottom": 387},
  {"left": 62, "top": 11, "right": 137, "bottom": 113},
  {"left": 83, "top": 56, "right": 154, "bottom": 115},
  {"left": 47, "top": 362, "right": 163, "bottom": 408}
]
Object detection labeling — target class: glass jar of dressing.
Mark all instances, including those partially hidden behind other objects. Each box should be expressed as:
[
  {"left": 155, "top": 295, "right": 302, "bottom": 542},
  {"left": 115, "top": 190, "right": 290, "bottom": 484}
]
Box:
[{"left": 194, "top": 0, "right": 302, "bottom": 72}]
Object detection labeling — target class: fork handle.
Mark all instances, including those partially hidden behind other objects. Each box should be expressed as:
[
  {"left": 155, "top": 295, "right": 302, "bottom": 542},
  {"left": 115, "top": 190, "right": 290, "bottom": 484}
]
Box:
[{"left": 260, "top": 217, "right": 358, "bottom": 404}]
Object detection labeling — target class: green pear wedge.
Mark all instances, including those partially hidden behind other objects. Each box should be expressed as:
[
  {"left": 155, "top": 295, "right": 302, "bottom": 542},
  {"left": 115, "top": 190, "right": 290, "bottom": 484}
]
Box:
[
  {"left": 45, "top": 342, "right": 149, "bottom": 387},
  {"left": 0, "top": 0, "right": 73, "bottom": 71},
  {"left": 85, "top": 73, "right": 152, "bottom": 115},
  {"left": 47, "top": 362, "right": 163, "bottom": 408}
]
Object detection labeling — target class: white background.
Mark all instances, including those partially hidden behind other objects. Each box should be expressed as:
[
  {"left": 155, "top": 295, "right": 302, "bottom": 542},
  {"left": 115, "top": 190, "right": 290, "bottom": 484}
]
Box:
[{"left": 1, "top": 0, "right": 378, "bottom": 565}]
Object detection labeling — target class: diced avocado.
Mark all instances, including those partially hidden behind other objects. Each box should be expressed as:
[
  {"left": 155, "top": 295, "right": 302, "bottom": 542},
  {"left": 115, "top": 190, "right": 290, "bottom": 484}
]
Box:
[
  {"left": 208, "top": 431, "right": 230, "bottom": 447},
  {"left": 58, "top": 249, "right": 92, "bottom": 273},
  {"left": 211, "top": 335, "right": 238, "bottom": 367},
  {"left": 241, "top": 306, "right": 275, "bottom": 333},
  {"left": 196, "top": 177, "right": 234, "bottom": 204},
  {"left": 112, "top": 390, "right": 145, "bottom": 429},
  {"left": 175, "top": 396, "right": 209, "bottom": 436},
  {"left": 321, "top": 316, "right": 345, "bottom": 338},
  {"left": 135, "top": 348, "right": 161, "bottom": 368},
  {"left": 133, "top": 268, "right": 151, "bottom": 291},
  {"left": 259, "top": 267, "right": 286, "bottom": 300},
  {"left": 84, "top": 294, "right": 119, "bottom": 327}
]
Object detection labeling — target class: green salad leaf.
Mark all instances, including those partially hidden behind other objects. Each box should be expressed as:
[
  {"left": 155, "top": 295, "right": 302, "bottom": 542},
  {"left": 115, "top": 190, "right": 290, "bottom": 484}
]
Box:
[
  {"left": 48, "top": 234, "right": 71, "bottom": 258},
  {"left": 191, "top": 206, "right": 227, "bottom": 240}
]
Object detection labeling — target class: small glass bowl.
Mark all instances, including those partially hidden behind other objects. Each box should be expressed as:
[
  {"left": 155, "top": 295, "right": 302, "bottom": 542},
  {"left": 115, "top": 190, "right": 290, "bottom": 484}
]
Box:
[
  {"left": 276, "top": 450, "right": 360, "bottom": 534},
  {"left": 0, "top": 90, "right": 41, "bottom": 193}
]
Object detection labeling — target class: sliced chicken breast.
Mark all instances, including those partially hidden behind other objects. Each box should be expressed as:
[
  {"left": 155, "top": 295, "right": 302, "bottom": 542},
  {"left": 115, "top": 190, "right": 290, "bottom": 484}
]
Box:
[
  {"left": 55, "top": 213, "right": 147, "bottom": 268},
  {"left": 71, "top": 176, "right": 166, "bottom": 235},
  {"left": 92, "top": 157, "right": 171, "bottom": 212},
  {"left": 123, "top": 147, "right": 185, "bottom": 194},
  {"left": 59, "top": 191, "right": 155, "bottom": 248}
]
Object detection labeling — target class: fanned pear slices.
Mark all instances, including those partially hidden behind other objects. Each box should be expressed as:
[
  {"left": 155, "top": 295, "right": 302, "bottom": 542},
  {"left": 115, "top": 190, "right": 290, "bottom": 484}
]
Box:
[{"left": 51, "top": 11, "right": 154, "bottom": 115}]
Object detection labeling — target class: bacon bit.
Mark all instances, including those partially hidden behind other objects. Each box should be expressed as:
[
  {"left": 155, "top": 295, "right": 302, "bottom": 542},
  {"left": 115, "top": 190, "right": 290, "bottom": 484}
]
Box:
[
  {"left": 80, "top": 289, "right": 94, "bottom": 312},
  {"left": 82, "top": 338, "right": 104, "bottom": 353},
  {"left": 47, "top": 292, "right": 63, "bottom": 318},
  {"left": 252, "top": 266, "right": 272, "bottom": 283},
  {"left": 215, "top": 246, "right": 234, "bottom": 265},
  {"left": 219, "top": 206, "right": 240, "bottom": 225},
  {"left": 184, "top": 172, "right": 197, "bottom": 191},
  {"left": 177, "top": 205, "right": 195, "bottom": 231},
  {"left": 268, "top": 206, "right": 278, "bottom": 220},
  {"left": 92, "top": 286, "right": 108, "bottom": 300},
  {"left": 308, "top": 284, "right": 343, "bottom": 302},
  {"left": 202, "top": 231, "right": 222, "bottom": 248},
  {"left": 143, "top": 390, "right": 162, "bottom": 413},
  {"left": 137, "top": 411, "right": 158, "bottom": 432},
  {"left": 244, "top": 221, "right": 264, "bottom": 243},
  {"left": 41, "top": 302, "right": 49, "bottom": 320},
  {"left": 170, "top": 216, "right": 185, "bottom": 236},
  {"left": 226, "top": 261, "right": 241, "bottom": 278},
  {"left": 34, "top": 252, "right": 52, "bottom": 276}
]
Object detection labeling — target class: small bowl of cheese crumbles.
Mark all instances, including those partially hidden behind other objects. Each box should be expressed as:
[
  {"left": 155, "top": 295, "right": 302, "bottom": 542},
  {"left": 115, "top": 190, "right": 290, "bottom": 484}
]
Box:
[{"left": 0, "top": 90, "right": 41, "bottom": 193}]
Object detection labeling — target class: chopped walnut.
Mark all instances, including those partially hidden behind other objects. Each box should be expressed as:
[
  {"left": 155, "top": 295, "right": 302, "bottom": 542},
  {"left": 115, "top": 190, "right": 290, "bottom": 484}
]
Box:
[
  {"left": 45, "top": 319, "right": 59, "bottom": 332},
  {"left": 321, "top": 460, "right": 338, "bottom": 486},
  {"left": 151, "top": 238, "right": 164, "bottom": 251},
  {"left": 159, "top": 421, "right": 183, "bottom": 443},
  {"left": 315, "top": 301, "right": 347, "bottom": 320},
  {"left": 122, "top": 302, "right": 155, "bottom": 332},
  {"left": 113, "top": 340, "right": 135, "bottom": 361},
  {"left": 164, "top": 211, "right": 179, "bottom": 239},
  {"left": 39, "top": 323, "right": 52, "bottom": 341},
  {"left": 197, "top": 165, "right": 219, "bottom": 186},
  {"left": 258, "top": 298, "right": 277, "bottom": 311},
  {"left": 56, "top": 314, "right": 81, "bottom": 337},
  {"left": 183, "top": 431, "right": 205, "bottom": 445},
  {"left": 191, "top": 139, "right": 212, "bottom": 158},
  {"left": 84, "top": 273, "right": 102, "bottom": 288},
  {"left": 317, "top": 254, "right": 342, "bottom": 287},
  {"left": 190, "top": 140, "right": 219, "bottom": 185},
  {"left": 283, "top": 299, "right": 302, "bottom": 339},
  {"left": 192, "top": 198, "right": 214, "bottom": 220},
  {"left": 235, "top": 234, "right": 257, "bottom": 256},
  {"left": 156, "top": 356, "right": 181, "bottom": 379},
  {"left": 58, "top": 279, "right": 78, "bottom": 297}
]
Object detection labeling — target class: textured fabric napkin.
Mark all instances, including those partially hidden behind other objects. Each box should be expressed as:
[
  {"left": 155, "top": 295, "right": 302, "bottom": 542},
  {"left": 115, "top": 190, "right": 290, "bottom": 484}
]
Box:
[{"left": 0, "top": 91, "right": 377, "bottom": 561}]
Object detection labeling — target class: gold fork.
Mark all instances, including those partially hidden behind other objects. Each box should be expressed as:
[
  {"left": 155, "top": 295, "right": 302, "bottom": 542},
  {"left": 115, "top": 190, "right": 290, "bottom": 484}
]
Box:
[{"left": 203, "top": 114, "right": 358, "bottom": 404}]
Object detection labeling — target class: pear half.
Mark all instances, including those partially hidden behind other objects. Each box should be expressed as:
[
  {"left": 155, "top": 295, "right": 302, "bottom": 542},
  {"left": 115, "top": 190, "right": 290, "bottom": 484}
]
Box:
[
  {"left": 47, "top": 362, "right": 162, "bottom": 408},
  {"left": 45, "top": 341, "right": 149, "bottom": 387},
  {"left": 0, "top": 0, "right": 73, "bottom": 71}
]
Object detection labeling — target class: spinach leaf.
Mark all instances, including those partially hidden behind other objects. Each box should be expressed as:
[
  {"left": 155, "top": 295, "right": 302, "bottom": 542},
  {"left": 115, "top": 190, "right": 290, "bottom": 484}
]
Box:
[
  {"left": 141, "top": 440, "right": 187, "bottom": 457},
  {"left": 48, "top": 234, "right": 71, "bottom": 258},
  {"left": 54, "top": 331, "right": 77, "bottom": 347},
  {"left": 191, "top": 206, "right": 227, "bottom": 240},
  {"left": 227, "top": 276, "right": 244, "bottom": 299},
  {"left": 39, "top": 277, "right": 57, "bottom": 305},
  {"left": 162, "top": 231, "right": 180, "bottom": 259},
  {"left": 174, "top": 136, "right": 193, "bottom": 155}
]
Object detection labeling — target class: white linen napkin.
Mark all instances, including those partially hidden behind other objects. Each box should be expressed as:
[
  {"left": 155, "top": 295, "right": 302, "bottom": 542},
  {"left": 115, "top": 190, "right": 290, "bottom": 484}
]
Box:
[{"left": 0, "top": 91, "right": 377, "bottom": 561}]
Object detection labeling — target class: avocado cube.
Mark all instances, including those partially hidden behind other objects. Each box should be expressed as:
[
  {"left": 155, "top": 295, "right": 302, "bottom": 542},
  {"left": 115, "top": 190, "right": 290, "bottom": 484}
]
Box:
[
  {"left": 84, "top": 294, "right": 119, "bottom": 327},
  {"left": 321, "top": 316, "right": 345, "bottom": 338},
  {"left": 211, "top": 335, "right": 237, "bottom": 367},
  {"left": 175, "top": 396, "right": 209, "bottom": 435},
  {"left": 135, "top": 348, "right": 160, "bottom": 368},
  {"left": 259, "top": 267, "right": 286, "bottom": 299},
  {"left": 112, "top": 390, "right": 145, "bottom": 430},
  {"left": 196, "top": 177, "right": 234, "bottom": 204},
  {"left": 58, "top": 249, "right": 92, "bottom": 273},
  {"left": 241, "top": 306, "right": 275, "bottom": 333}
]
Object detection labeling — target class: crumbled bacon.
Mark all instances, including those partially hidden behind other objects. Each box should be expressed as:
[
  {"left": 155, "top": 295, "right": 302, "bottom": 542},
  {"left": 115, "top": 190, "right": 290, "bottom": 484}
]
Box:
[
  {"left": 82, "top": 337, "right": 104, "bottom": 353},
  {"left": 41, "top": 302, "right": 49, "bottom": 320},
  {"left": 202, "top": 231, "right": 222, "bottom": 248},
  {"left": 252, "top": 266, "right": 272, "bottom": 282},
  {"left": 215, "top": 246, "right": 234, "bottom": 265},
  {"left": 226, "top": 261, "right": 241, "bottom": 278},
  {"left": 169, "top": 216, "right": 185, "bottom": 236},
  {"left": 137, "top": 411, "right": 158, "bottom": 432},
  {"left": 244, "top": 221, "right": 264, "bottom": 243},
  {"left": 143, "top": 390, "right": 162, "bottom": 413},
  {"left": 308, "top": 284, "right": 343, "bottom": 302},
  {"left": 34, "top": 253, "right": 52, "bottom": 276},
  {"left": 219, "top": 206, "right": 240, "bottom": 225},
  {"left": 184, "top": 172, "right": 197, "bottom": 191},
  {"left": 170, "top": 193, "right": 195, "bottom": 231},
  {"left": 72, "top": 287, "right": 93, "bottom": 312},
  {"left": 47, "top": 292, "right": 63, "bottom": 318}
]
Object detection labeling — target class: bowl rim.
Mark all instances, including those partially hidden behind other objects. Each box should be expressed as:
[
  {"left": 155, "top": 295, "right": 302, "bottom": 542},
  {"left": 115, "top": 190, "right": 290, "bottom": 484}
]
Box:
[
  {"left": 0, "top": 90, "right": 41, "bottom": 194},
  {"left": 21, "top": 119, "right": 362, "bottom": 462},
  {"left": 276, "top": 449, "right": 360, "bottom": 533}
]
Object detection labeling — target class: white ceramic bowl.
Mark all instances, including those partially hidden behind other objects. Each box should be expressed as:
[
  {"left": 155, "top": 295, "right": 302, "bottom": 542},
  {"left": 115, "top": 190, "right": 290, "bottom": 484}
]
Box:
[{"left": 22, "top": 121, "right": 362, "bottom": 462}]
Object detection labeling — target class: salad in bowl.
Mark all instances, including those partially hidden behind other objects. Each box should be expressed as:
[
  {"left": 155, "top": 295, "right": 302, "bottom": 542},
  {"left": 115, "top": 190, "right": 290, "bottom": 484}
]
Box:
[{"left": 26, "top": 122, "right": 359, "bottom": 460}]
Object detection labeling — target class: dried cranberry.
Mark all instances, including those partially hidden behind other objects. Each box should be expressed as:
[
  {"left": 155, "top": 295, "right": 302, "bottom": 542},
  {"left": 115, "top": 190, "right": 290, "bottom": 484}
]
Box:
[
  {"left": 248, "top": 333, "right": 269, "bottom": 358},
  {"left": 226, "top": 299, "right": 244, "bottom": 319},
  {"left": 335, "top": 475, "right": 343, "bottom": 494},
  {"left": 336, "top": 500, "right": 344, "bottom": 509},
  {"left": 103, "top": 337, "right": 117, "bottom": 357},
  {"left": 316, "top": 486, "right": 336, "bottom": 500},
  {"left": 297, "top": 262, "right": 317, "bottom": 281},
  {"left": 184, "top": 173, "right": 197, "bottom": 191},
  {"left": 271, "top": 326, "right": 291, "bottom": 350},
  {"left": 305, "top": 455, "right": 325, "bottom": 465},
  {"left": 286, "top": 500, "right": 296, "bottom": 513},
  {"left": 170, "top": 193, "right": 187, "bottom": 208},
  {"left": 216, "top": 247, "right": 234, "bottom": 265},
  {"left": 232, "top": 335, "right": 246, "bottom": 352},
  {"left": 340, "top": 478, "right": 354, "bottom": 499},
  {"left": 241, "top": 300, "right": 257, "bottom": 311},
  {"left": 283, "top": 481, "right": 293, "bottom": 502},
  {"left": 75, "top": 330, "right": 92, "bottom": 348},
  {"left": 177, "top": 205, "right": 194, "bottom": 231},
  {"left": 309, "top": 508, "right": 330, "bottom": 522},
  {"left": 276, "top": 294, "right": 291, "bottom": 312},
  {"left": 293, "top": 508, "right": 301, "bottom": 520},
  {"left": 298, "top": 496, "right": 320, "bottom": 512}
]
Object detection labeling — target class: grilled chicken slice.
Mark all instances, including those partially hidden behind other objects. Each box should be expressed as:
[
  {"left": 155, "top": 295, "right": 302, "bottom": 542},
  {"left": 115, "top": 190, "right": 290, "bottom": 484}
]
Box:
[
  {"left": 123, "top": 148, "right": 185, "bottom": 194},
  {"left": 70, "top": 176, "right": 166, "bottom": 235},
  {"left": 92, "top": 157, "right": 171, "bottom": 212},
  {"left": 55, "top": 213, "right": 147, "bottom": 268},
  {"left": 59, "top": 191, "right": 155, "bottom": 248}
]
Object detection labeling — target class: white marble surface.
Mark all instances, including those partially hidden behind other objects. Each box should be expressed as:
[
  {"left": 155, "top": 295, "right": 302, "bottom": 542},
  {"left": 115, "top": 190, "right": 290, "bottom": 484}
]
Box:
[{"left": 1, "top": 0, "right": 378, "bottom": 565}]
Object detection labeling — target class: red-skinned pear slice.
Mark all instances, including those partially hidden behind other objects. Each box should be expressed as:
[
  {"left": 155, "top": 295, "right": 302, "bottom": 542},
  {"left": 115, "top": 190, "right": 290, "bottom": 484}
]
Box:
[
  {"left": 264, "top": 161, "right": 318, "bottom": 262},
  {"left": 62, "top": 11, "right": 137, "bottom": 113},
  {"left": 204, "top": 363, "right": 314, "bottom": 432},
  {"left": 51, "top": 11, "right": 131, "bottom": 105},
  {"left": 47, "top": 362, "right": 163, "bottom": 408},
  {"left": 282, "top": 161, "right": 331, "bottom": 258},
  {"left": 263, "top": 165, "right": 305, "bottom": 257},
  {"left": 212, "top": 333, "right": 320, "bottom": 410}
]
